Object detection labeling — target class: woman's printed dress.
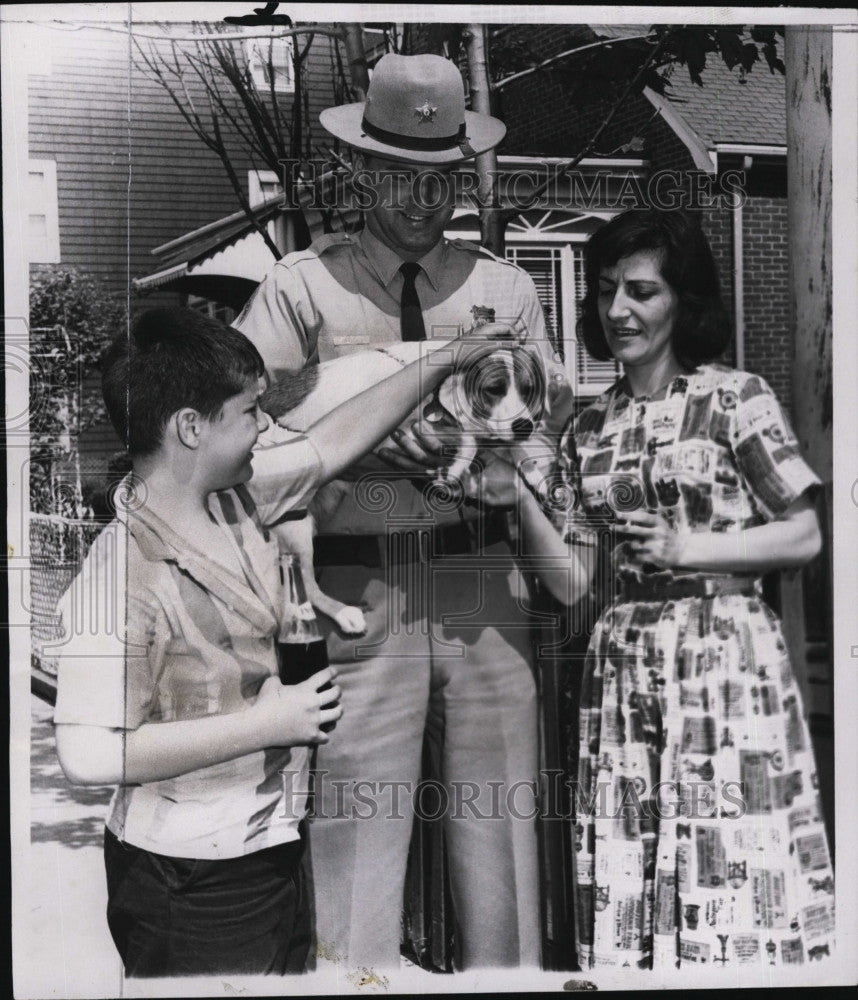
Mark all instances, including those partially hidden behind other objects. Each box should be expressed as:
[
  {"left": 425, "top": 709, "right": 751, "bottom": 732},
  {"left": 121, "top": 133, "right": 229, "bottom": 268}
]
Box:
[{"left": 551, "top": 365, "right": 834, "bottom": 970}]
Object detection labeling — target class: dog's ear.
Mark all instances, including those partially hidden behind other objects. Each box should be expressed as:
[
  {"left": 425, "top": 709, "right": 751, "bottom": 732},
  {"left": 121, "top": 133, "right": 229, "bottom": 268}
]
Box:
[
  {"left": 259, "top": 367, "right": 321, "bottom": 421},
  {"left": 515, "top": 346, "right": 550, "bottom": 420}
]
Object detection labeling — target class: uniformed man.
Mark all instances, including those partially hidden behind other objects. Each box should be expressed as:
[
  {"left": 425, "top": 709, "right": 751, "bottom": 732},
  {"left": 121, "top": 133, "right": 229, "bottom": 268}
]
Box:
[{"left": 235, "top": 53, "right": 573, "bottom": 970}]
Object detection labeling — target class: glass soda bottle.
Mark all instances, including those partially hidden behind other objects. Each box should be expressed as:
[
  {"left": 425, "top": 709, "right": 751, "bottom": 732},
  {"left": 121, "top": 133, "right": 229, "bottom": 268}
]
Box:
[
  {"left": 276, "top": 552, "right": 331, "bottom": 689},
  {"left": 276, "top": 553, "right": 337, "bottom": 732}
]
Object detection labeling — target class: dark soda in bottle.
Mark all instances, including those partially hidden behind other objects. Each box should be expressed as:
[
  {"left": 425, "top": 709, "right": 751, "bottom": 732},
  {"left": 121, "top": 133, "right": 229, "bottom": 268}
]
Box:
[{"left": 276, "top": 553, "right": 337, "bottom": 731}]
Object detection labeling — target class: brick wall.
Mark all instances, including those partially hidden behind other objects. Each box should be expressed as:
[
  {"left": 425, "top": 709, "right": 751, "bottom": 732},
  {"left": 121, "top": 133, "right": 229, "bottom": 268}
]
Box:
[
  {"left": 697, "top": 198, "right": 791, "bottom": 411},
  {"left": 740, "top": 196, "right": 791, "bottom": 410},
  {"left": 700, "top": 204, "right": 736, "bottom": 367}
]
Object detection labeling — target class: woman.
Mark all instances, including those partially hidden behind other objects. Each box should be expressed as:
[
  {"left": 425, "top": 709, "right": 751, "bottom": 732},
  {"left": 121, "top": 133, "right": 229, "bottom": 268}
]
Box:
[{"left": 482, "top": 208, "right": 835, "bottom": 970}]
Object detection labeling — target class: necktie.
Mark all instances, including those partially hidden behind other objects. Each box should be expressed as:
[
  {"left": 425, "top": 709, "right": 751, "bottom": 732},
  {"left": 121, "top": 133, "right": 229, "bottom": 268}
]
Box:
[{"left": 399, "top": 261, "right": 426, "bottom": 342}]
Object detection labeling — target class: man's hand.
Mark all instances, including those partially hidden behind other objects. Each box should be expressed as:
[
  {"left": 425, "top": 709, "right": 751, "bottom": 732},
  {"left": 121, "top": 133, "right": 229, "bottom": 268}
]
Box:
[
  {"left": 253, "top": 670, "right": 343, "bottom": 746},
  {"left": 378, "top": 322, "right": 524, "bottom": 475},
  {"left": 452, "top": 321, "right": 523, "bottom": 372}
]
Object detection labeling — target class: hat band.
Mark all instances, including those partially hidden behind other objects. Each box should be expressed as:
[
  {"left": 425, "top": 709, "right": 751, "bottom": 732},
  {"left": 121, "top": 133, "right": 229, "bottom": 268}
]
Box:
[{"left": 361, "top": 115, "right": 468, "bottom": 152}]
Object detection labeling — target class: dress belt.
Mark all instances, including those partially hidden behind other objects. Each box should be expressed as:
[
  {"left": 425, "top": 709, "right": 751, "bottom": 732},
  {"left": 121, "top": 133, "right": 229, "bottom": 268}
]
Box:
[
  {"left": 619, "top": 575, "right": 758, "bottom": 602},
  {"left": 313, "top": 511, "right": 509, "bottom": 567}
]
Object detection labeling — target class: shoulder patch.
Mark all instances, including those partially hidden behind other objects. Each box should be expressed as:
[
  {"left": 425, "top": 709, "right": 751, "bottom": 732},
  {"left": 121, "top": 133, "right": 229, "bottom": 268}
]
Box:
[{"left": 277, "top": 232, "right": 354, "bottom": 268}]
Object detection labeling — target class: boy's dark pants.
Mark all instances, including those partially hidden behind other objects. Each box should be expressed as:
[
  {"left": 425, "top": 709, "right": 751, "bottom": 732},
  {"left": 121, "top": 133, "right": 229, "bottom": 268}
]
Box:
[{"left": 104, "top": 828, "right": 310, "bottom": 977}]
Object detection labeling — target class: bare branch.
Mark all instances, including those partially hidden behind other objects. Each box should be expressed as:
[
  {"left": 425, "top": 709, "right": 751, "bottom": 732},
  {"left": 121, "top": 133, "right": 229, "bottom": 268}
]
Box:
[
  {"left": 264, "top": 36, "right": 286, "bottom": 152},
  {"left": 299, "top": 32, "right": 315, "bottom": 63},
  {"left": 181, "top": 39, "right": 271, "bottom": 163},
  {"left": 209, "top": 96, "right": 282, "bottom": 259},
  {"left": 208, "top": 35, "right": 283, "bottom": 170},
  {"left": 131, "top": 19, "right": 344, "bottom": 271},
  {"left": 491, "top": 33, "right": 657, "bottom": 92},
  {"left": 126, "top": 24, "right": 345, "bottom": 44},
  {"left": 134, "top": 39, "right": 223, "bottom": 155},
  {"left": 499, "top": 29, "right": 675, "bottom": 223},
  {"left": 319, "top": 144, "right": 353, "bottom": 174}
]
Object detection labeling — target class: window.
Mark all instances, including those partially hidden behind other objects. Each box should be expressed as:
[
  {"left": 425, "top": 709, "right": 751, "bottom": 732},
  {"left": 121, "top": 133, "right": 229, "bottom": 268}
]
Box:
[
  {"left": 186, "top": 295, "right": 236, "bottom": 326},
  {"left": 505, "top": 244, "right": 620, "bottom": 397},
  {"left": 246, "top": 35, "right": 294, "bottom": 93},
  {"left": 27, "top": 160, "right": 60, "bottom": 263},
  {"left": 364, "top": 26, "right": 402, "bottom": 70},
  {"left": 248, "top": 169, "right": 283, "bottom": 207},
  {"left": 565, "top": 245, "right": 621, "bottom": 397}
]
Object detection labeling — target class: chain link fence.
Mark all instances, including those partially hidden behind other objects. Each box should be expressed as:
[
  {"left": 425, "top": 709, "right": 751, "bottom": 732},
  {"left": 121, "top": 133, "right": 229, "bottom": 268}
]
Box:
[{"left": 30, "top": 513, "right": 106, "bottom": 683}]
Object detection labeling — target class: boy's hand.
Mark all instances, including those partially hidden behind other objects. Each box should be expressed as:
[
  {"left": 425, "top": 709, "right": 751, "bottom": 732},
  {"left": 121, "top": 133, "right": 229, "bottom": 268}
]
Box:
[
  {"left": 377, "top": 420, "right": 453, "bottom": 477},
  {"left": 254, "top": 669, "right": 343, "bottom": 746}
]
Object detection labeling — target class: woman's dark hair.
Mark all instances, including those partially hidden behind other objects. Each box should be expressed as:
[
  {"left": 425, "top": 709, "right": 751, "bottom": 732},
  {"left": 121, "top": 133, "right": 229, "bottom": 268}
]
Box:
[
  {"left": 577, "top": 208, "right": 731, "bottom": 369},
  {"left": 101, "top": 307, "right": 264, "bottom": 457}
]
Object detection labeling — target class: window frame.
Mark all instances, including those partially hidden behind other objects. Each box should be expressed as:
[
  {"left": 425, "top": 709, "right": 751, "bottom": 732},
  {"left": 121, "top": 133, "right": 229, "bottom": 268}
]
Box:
[
  {"left": 502, "top": 240, "right": 620, "bottom": 399},
  {"left": 27, "top": 159, "right": 61, "bottom": 264},
  {"left": 248, "top": 168, "right": 282, "bottom": 208},
  {"left": 245, "top": 35, "right": 295, "bottom": 95}
]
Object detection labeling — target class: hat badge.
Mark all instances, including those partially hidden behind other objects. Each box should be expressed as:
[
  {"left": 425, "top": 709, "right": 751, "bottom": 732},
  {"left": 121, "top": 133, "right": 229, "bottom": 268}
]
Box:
[{"left": 414, "top": 101, "right": 438, "bottom": 124}]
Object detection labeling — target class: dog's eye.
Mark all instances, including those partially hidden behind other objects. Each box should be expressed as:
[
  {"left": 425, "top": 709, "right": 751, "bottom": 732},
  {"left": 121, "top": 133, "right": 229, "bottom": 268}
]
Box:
[{"left": 481, "top": 379, "right": 507, "bottom": 398}]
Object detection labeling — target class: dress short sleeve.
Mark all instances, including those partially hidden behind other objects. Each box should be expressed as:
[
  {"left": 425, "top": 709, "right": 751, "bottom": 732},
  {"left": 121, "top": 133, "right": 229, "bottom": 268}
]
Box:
[
  {"left": 732, "top": 372, "right": 822, "bottom": 521},
  {"left": 53, "top": 523, "right": 163, "bottom": 731}
]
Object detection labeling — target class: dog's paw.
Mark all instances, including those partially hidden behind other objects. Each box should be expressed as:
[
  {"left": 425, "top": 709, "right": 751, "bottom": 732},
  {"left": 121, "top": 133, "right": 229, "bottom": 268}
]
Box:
[{"left": 334, "top": 605, "right": 367, "bottom": 635}]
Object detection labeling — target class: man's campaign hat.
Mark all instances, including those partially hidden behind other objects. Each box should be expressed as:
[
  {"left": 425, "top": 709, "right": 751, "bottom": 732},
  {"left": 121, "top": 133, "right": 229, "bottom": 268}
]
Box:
[{"left": 320, "top": 53, "right": 506, "bottom": 165}]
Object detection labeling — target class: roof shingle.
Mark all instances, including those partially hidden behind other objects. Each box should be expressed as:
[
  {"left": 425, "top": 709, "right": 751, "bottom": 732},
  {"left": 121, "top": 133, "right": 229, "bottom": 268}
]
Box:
[{"left": 658, "top": 54, "right": 786, "bottom": 147}]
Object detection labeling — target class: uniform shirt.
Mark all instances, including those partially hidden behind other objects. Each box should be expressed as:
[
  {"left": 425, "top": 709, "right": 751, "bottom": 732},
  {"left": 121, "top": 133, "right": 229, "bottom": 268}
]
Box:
[
  {"left": 551, "top": 364, "right": 821, "bottom": 591},
  {"left": 53, "top": 431, "right": 323, "bottom": 860},
  {"left": 235, "top": 226, "right": 574, "bottom": 533}
]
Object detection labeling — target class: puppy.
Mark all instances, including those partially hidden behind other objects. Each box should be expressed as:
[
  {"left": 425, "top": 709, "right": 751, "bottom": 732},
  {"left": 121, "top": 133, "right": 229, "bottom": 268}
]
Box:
[{"left": 259, "top": 339, "right": 553, "bottom": 635}]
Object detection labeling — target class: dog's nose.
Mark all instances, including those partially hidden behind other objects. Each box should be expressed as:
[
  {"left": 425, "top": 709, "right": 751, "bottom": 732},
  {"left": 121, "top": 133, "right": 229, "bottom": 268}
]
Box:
[{"left": 511, "top": 418, "right": 534, "bottom": 439}]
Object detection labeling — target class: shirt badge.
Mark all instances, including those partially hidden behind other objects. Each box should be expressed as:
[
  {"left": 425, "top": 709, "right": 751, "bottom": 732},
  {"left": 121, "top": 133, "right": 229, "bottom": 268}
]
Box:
[
  {"left": 470, "top": 305, "right": 495, "bottom": 327},
  {"left": 414, "top": 101, "right": 438, "bottom": 124}
]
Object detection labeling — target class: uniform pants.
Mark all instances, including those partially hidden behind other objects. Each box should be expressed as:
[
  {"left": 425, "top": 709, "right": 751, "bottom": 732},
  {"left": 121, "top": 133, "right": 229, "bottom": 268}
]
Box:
[{"left": 310, "top": 537, "right": 541, "bottom": 969}]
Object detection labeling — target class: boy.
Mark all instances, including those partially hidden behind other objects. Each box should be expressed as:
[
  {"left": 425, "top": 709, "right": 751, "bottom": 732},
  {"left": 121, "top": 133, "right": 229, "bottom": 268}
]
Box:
[{"left": 53, "top": 307, "right": 513, "bottom": 977}]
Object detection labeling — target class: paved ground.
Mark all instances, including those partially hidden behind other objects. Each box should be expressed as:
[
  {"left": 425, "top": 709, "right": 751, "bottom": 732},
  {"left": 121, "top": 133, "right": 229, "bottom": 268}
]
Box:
[
  {"left": 18, "top": 695, "right": 437, "bottom": 998},
  {"left": 20, "top": 694, "right": 124, "bottom": 999},
  {"left": 18, "top": 693, "right": 840, "bottom": 997}
]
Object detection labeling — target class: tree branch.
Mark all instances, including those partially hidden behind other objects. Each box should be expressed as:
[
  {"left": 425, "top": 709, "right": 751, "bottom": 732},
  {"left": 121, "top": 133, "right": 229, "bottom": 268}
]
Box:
[
  {"left": 206, "top": 32, "right": 283, "bottom": 169},
  {"left": 183, "top": 46, "right": 272, "bottom": 164},
  {"left": 265, "top": 36, "right": 286, "bottom": 152},
  {"left": 491, "top": 33, "right": 657, "bottom": 92},
  {"left": 208, "top": 98, "right": 282, "bottom": 259},
  {"left": 498, "top": 28, "right": 675, "bottom": 223}
]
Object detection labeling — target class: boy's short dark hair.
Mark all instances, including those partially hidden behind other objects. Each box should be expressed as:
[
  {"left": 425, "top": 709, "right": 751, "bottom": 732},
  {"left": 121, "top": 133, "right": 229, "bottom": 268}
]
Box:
[
  {"left": 101, "top": 307, "right": 265, "bottom": 457},
  {"left": 578, "top": 208, "right": 731, "bottom": 370}
]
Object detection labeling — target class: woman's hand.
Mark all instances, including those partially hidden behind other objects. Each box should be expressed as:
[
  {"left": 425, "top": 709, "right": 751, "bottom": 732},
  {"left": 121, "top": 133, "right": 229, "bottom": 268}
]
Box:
[
  {"left": 615, "top": 510, "right": 689, "bottom": 570},
  {"left": 462, "top": 446, "right": 520, "bottom": 508},
  {"left": 616, "top": 493, "right": 822, "bottom": 575}
]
